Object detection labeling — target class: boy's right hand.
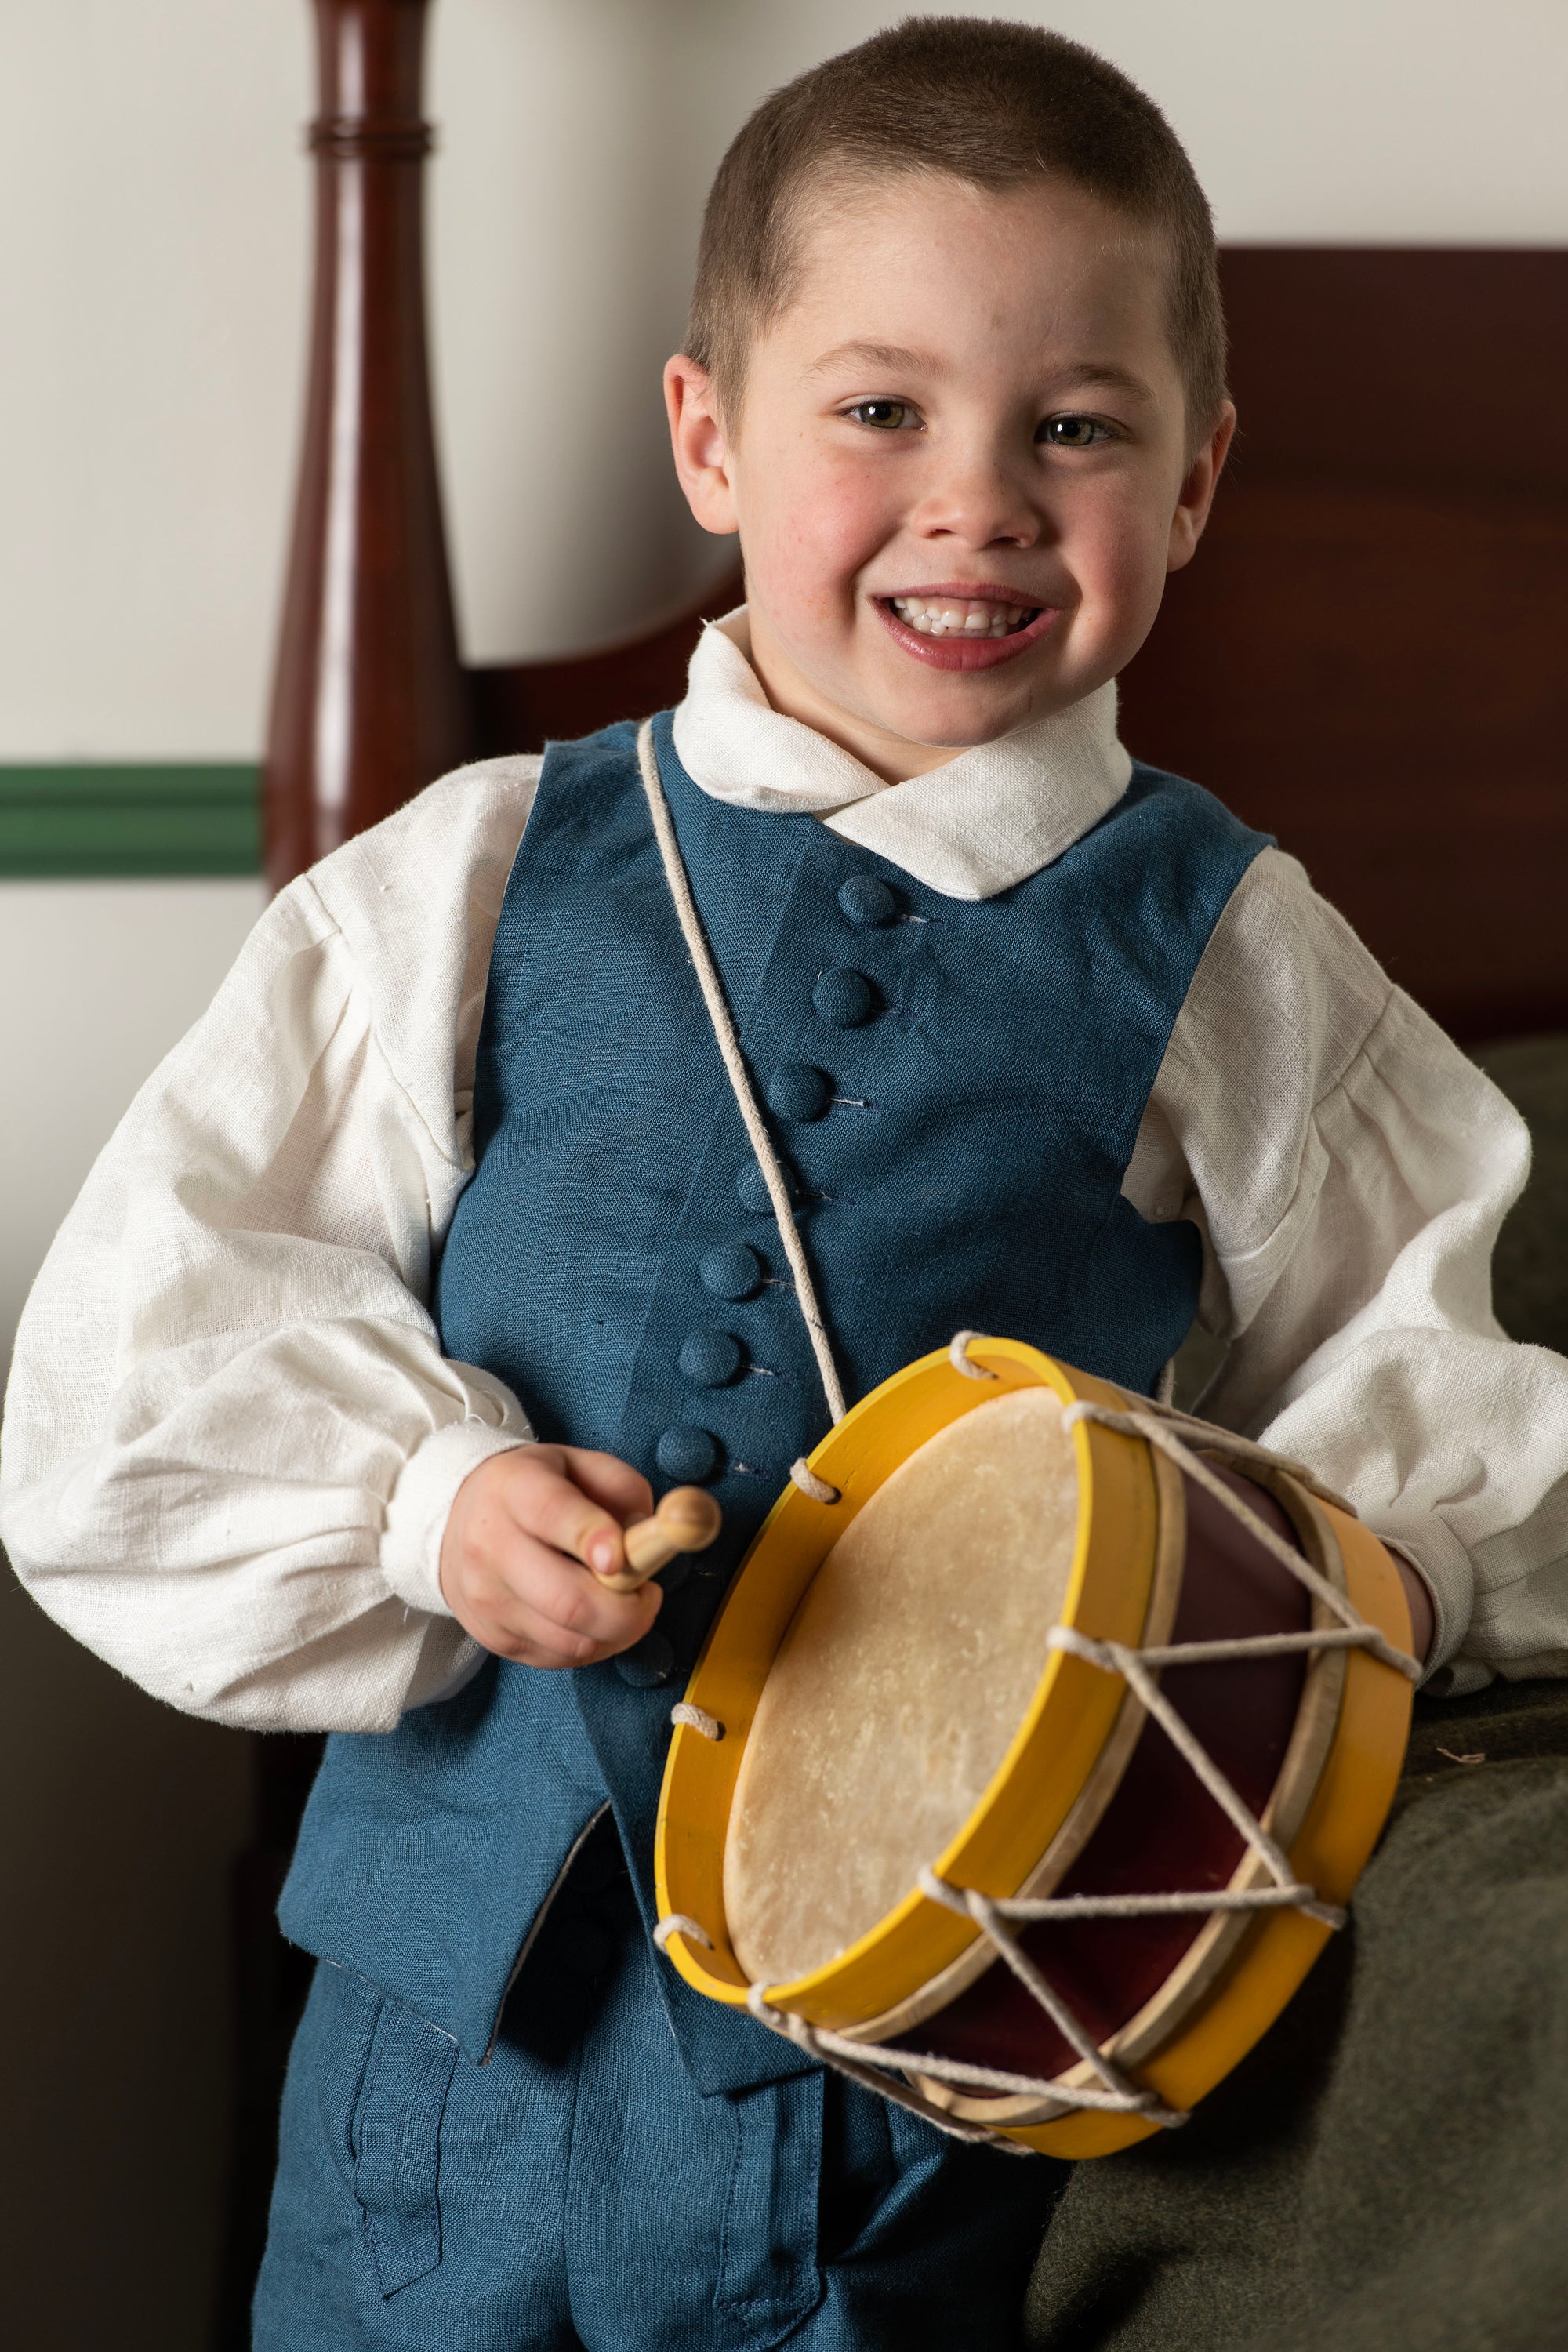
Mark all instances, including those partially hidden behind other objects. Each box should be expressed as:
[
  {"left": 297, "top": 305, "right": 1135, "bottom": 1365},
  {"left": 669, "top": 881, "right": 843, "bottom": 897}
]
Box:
[{"left": 438, "top": 1444, "right": 661, "bottom": 1667}]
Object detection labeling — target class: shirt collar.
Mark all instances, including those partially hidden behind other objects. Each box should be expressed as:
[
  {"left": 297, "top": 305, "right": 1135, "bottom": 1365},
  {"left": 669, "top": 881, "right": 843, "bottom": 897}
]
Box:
[{"left": 670, "top": 607, "right": 1133, "bottom": 902}]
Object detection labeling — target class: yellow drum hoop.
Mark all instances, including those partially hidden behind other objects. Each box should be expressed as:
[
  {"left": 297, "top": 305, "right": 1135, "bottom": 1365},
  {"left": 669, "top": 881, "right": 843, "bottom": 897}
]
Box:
[{"left": 652, "top": 1337, "right": 1417, "bottom": 2155}]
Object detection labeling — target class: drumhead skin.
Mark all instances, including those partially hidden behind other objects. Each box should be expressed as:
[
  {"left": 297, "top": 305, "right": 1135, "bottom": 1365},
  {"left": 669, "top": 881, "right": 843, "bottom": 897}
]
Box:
[
  {"left": 653, "top": 1339, "right": 1414, "bottom": 2157},
  {"left": 724, "top": 1388, "right": 1081, "bottom": 1987}
]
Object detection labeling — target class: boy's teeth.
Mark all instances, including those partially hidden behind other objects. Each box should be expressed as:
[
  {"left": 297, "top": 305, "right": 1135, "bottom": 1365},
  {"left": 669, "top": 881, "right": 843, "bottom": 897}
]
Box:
[{"left": 889, "top": 596, "right": 1033, "bottom": 638}]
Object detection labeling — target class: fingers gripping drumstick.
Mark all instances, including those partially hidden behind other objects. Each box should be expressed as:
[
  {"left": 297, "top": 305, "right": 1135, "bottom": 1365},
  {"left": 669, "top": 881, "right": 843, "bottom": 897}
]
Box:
[{"left": 593, "top": 1488, "right": 723, "bottom": 1595}]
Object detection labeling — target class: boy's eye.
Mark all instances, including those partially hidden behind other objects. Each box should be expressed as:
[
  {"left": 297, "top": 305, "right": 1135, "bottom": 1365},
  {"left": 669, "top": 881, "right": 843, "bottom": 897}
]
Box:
[
  {"left": 1039, "top": 414, "right": 1112, "bottom": 448},
  {"left": 844, "top": 399, "right": 916, "bottom": 431}
]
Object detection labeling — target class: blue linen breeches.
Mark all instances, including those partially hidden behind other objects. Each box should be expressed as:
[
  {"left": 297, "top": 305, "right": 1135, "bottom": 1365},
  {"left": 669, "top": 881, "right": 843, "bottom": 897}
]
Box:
[{"left": 254, "top": 1853, "right": 1062, "bottom": 2349}]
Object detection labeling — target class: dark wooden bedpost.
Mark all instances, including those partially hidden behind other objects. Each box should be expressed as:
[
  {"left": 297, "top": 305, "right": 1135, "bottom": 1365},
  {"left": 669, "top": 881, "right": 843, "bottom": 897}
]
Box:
[{"left": 263, "top": 0, "right": 471, "bottom": 891}]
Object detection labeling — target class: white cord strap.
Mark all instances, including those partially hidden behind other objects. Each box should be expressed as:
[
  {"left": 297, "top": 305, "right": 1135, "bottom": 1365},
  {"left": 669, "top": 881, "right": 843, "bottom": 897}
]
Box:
[{"left": 636, "top": 720, "right": 848, "bottom": 1455}]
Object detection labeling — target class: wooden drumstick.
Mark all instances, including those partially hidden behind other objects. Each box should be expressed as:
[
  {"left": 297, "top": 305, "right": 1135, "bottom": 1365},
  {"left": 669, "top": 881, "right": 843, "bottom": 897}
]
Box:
[{"left": 593, "top": 1487, "right": 723, "bottom": 1595}]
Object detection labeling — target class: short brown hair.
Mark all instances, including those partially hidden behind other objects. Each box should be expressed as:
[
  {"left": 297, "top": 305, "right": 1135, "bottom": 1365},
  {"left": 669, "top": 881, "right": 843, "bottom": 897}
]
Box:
[{"left": 687, "top": 16, "right": 1225, "bottom": 437}]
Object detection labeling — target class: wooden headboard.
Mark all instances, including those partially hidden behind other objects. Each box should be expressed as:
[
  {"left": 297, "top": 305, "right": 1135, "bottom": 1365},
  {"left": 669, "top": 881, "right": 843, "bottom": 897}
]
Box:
[
  {"left": 265, "top": 0, "right": 1568, "bottom": 1044},
  {"left": 1120, "top": 249, "right": 1568, "bottom": 1043}
]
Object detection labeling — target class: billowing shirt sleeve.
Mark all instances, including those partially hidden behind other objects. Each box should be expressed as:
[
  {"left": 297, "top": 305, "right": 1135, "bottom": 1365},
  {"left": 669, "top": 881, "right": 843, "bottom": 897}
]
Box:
[
  {"left": 1126, "top": 847, "right": 1568, "bottom": 1693},
  {"left": 0, "top": 757, "right": 541, "bottom": 1733}
]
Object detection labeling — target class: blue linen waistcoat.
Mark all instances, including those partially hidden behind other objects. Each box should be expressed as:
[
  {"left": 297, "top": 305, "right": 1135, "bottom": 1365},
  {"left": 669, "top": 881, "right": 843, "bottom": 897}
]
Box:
[{"left": 278, "top": 712, "right": 1268, "bottom": 2099}]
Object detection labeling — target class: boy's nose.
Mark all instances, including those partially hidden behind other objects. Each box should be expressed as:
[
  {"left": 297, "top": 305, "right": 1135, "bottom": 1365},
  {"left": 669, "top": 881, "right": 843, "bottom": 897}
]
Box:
[{"left": 909, "top": 452, "right": 1042, "bottom": 550}]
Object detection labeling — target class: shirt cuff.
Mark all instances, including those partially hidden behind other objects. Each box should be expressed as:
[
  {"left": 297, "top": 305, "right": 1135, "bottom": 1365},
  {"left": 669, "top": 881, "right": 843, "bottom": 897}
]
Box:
[
  {"left": 1367, "top": 1519, "right": 1468, "bottom": 1689},
  {"left": 382, "top": 1417, "right": 532, "bottom": 1617}
]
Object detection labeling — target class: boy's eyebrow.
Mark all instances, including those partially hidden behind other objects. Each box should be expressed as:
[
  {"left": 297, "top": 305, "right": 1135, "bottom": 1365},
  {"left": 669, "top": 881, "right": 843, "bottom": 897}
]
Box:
[
  {"left": 1044, "top": 360, "right": 1158, "bottom": 404},
  {"left": 806, "top": 339, "right": 938, "bottom": 379}
]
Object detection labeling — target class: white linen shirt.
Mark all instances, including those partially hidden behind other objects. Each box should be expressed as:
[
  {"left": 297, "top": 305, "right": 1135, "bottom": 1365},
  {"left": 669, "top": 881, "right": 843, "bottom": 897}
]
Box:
[{"left": 4, "top": 613, "right": 1566, "bottom": 1729}]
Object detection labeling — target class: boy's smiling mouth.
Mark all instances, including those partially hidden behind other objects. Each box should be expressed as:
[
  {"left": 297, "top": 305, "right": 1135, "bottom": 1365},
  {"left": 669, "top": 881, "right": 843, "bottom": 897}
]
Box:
[
  {"left": 889, "top": 594, "right": 1036, "bottom": 639},
  {"left": 873, "top": 584, "right": 1059, "bottom": 673}
]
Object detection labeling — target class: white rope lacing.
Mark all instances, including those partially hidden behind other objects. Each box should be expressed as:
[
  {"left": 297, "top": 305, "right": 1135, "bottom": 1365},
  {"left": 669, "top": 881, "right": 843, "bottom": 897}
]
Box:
[
  {"left": 658, "top": 1334, "right": 1419, "bottom": 2151},
  {"left": 670, "top": 1700, "right": 723, "bottom": 1742},
  {"left": 788, "top": 1459, "right": 842, "bottom": 1504},
  {"left": 636, "top": 721, "right": 845, "bottom": 1504},
  {"left": 1062, "top": 1394, "right": 1417, "bottom": 1685},
  {"left": 949, "top": 1328, "right": 996, "bottom": 1380}
]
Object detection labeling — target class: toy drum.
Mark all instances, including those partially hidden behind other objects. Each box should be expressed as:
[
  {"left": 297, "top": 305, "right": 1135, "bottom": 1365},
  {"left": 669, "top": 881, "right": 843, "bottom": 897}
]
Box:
[{"left": 653, "top": 1336, "right": 1417, "bottom": 2158}]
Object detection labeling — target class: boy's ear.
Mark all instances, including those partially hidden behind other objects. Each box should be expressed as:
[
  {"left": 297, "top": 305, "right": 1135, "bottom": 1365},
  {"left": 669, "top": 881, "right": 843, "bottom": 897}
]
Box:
[
  {"left": 1166, "top": 399, "right": 1237, "bottom": 575},
  {"left": 664, "top": 355, "right": 740, "bottom": 537}
]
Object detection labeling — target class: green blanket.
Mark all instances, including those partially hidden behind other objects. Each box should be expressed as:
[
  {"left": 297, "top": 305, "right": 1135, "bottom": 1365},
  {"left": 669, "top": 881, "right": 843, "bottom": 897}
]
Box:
[{"left": 1024, "top": 1678, "right": 1568, "bottom": 2350}]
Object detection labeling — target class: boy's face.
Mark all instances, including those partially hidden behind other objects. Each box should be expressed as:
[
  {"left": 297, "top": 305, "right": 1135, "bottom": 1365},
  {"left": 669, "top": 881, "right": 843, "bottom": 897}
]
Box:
[{"left": 667, "top": 172, "right": 1233, "bottom": 780}]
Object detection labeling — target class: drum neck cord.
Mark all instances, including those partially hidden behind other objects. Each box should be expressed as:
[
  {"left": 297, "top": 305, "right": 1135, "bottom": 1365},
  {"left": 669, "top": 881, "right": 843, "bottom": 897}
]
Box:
[{"left": 636, "top": 720, "right": 849, "bottom": 1472}]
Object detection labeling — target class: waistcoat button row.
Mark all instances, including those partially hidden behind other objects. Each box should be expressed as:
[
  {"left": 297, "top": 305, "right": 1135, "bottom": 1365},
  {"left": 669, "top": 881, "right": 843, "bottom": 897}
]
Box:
[
  {"left": 737, "top": 1160, "right": 799, "bottom": 1214},
  {"left": 699, "top": 1241, "right": 763, "bottom": 1300},
  {"left": 838, "top": 874, "right": 896, "bottom": 927},
  {"left": 812, "top": 967, "right": 876, "bottom": 1028},
  {"left": 655, "top": 1425, "right": 721, "bottom": 1482},
  {"left": 615, "top": 1630, "right": 675, "bottom": 1688},
  {"left": 765, "top": 1062, "right": 833, "bottom": 1121},
  {"left": 679, "top": 1329, "right": 744, "bottom": 1387}
]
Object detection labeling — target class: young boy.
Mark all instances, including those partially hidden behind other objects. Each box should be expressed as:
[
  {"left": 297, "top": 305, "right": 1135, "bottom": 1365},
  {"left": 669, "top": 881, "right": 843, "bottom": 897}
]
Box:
[{"left": 5, "top": 18, "right": 1566, "bottom": 2349}]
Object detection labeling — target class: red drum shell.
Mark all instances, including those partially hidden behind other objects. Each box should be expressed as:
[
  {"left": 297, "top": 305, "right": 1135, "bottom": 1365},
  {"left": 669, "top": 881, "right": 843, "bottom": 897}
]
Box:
[{"left": 897, "top": 1463, "right": 1308, "bottom": 2081}]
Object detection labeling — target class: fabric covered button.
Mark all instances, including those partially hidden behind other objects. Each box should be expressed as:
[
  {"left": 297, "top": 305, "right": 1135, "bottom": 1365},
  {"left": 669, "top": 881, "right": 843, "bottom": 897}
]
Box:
[
  {"left": 615, "top": 1631, "right": 675, "bottom": 1688},
  {"left": 699, "top": 1241, "right": 763, "bottom": 1300},
  {"left": 655, "top": 1425, "right": 720, "bottom": 1482},
  {"left": 765, "top": 1063, "right": 833, "bottom": 1121},
  {"left": 736, "top": 1160, "right": 798, "bottom": 1214},
  {"left": 838, "top": 875, "right": 896, "bottom": 927},
  {"left": 680, "top": 1329, "right": 744, "bottom": 1388},
  {"left": 812, "top": 967, "right": 876, "bottom": 1028}
]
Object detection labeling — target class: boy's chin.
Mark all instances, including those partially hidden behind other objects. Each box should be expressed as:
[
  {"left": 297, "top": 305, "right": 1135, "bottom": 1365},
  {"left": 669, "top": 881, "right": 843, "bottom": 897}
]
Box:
[{"left": 863, "top": 673, "right": 1069, "bottom": 755}]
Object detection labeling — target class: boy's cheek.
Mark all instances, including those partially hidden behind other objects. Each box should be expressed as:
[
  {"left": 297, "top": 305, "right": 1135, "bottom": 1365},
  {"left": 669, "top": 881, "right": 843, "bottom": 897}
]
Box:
[
  {"left": 742, "top": 444, "right": 898, "bottom": 585},
  {"left": 1058, "top": 493, "right": 1178, "bottom": 644},
  {"left": 746, "top": 496, "right": 887, "bottom": 627}
]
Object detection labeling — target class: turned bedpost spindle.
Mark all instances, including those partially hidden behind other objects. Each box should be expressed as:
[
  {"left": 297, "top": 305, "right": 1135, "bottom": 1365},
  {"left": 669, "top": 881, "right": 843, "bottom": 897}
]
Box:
[{"left": 264, "top": 0, "right": 472, "bottom": 891}]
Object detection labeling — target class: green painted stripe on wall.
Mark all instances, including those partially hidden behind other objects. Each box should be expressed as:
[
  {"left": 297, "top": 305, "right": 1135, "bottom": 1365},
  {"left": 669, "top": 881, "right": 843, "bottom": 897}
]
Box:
[{"left": 0, "top": 765, "right": 262, "bottom": 877}]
